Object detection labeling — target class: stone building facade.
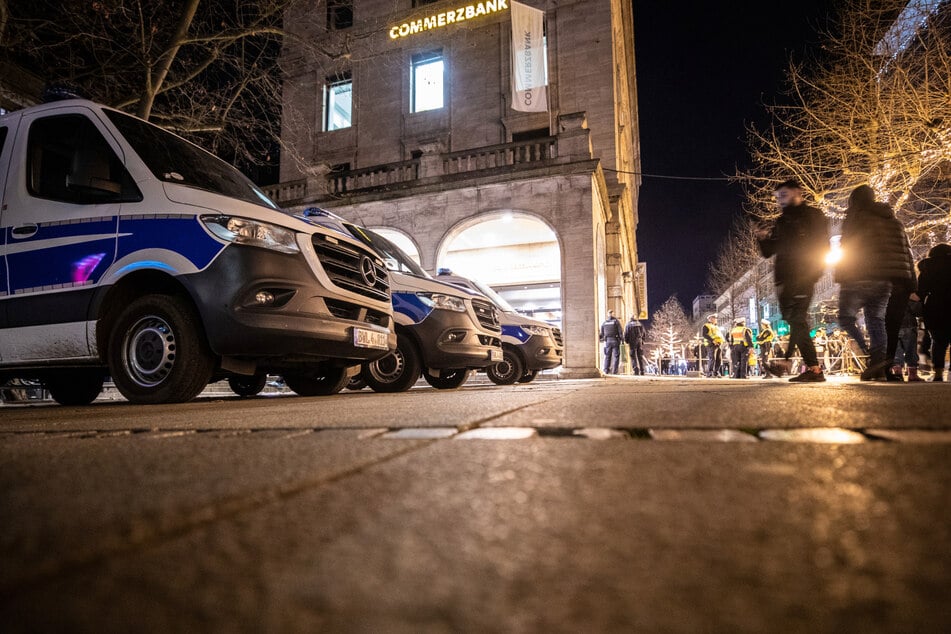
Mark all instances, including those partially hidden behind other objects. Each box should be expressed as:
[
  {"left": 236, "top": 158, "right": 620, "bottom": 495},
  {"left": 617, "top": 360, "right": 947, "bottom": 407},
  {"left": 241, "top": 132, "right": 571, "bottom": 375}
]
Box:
[{"left": 267, "top": 0, "right": 643, "bottom": 377}]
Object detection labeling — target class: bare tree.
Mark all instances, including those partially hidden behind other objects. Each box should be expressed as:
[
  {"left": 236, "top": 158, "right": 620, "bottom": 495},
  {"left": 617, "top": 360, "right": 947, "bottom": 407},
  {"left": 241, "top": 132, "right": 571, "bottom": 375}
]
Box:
[
  {"left": 0, "top": 0, "right": 343, "bottom": 178},
  {"left": 739, "top": 0, "right": 950, "bottom": 256},
  {"left": 706, "top": 215, "right": 765, "bottom": 322},
  {"left": 646, "top": 295, "right": 693, "bottom": 364}
]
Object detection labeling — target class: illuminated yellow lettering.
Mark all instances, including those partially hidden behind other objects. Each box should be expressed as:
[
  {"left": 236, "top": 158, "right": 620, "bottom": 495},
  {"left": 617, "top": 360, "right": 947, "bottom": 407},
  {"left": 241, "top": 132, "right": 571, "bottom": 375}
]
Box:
[{"left": 389, "top": 0, "right": 511, "bottom": 40}]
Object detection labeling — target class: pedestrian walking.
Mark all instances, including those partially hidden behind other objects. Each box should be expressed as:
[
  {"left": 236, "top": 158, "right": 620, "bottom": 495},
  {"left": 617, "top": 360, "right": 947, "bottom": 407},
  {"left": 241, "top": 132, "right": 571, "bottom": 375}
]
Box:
[
  {"left": 891, "top": 296, "right": 924, "bottom": 382},
  {"left": 755, "top": 179, "right": 830, "bottom": 382},
  {"left": 916, "top": 244, "right": 951, "bottom": 382},
  {"left": 599, "top": 309, "right": 623, "bottom": 374},
  {"left": 623, "top": 315, "right": 648, "bottom": 375},
  {"left": 834, "top": 185, "right": 915, "bottom": 381}
]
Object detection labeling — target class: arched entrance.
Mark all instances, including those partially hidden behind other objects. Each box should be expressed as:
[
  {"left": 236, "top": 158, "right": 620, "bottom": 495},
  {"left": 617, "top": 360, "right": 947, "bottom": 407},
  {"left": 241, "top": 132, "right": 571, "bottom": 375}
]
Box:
[
  {"left": 369, "top": 227, "right": 422, "bottom": 265},
  {"left": 436, "top": 212, "right": 562, "bottom": 326}
]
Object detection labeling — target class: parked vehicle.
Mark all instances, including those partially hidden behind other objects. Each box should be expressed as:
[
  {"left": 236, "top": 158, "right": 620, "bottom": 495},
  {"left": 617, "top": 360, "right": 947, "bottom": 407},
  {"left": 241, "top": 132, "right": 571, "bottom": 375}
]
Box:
[
  {"left": 339, "top": 223, "right": 503, "bottom": 391},
  {"left": 0, "top": 100, "right": 395, "bottom": 405},
  {"left": 435, "top": 270, "right": 563, "bottom": 384}
]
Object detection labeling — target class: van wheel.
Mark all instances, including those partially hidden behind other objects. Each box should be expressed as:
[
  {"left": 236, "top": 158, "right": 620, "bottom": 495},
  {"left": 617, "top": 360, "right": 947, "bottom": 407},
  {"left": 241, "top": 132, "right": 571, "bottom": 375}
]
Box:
[
  {"left": 364, "top": 335, "right": 421, "bottom": 393},
  {"left": 108, "top": 294, "right": 214, "bottom": 404},
  {"left": 46, "top": 373, "right": 104, "bottom": 406},
  {"left": 346, "top": 376, "right": 367, "bottom": 391},
  {"left": 284, "top": 366, "right": 349, "bottom": 396},
  {"left": 228, "top": 374, "right": 267, "bottom": 397},
  {"left": 424, "top": 368, "right": 471, "bottom": 390},
  {"left": 517, "top": 370, "right": 539, "bottom": 384},
  {"left": 486, "top": 349, "right": 524, "bottom": 385}
]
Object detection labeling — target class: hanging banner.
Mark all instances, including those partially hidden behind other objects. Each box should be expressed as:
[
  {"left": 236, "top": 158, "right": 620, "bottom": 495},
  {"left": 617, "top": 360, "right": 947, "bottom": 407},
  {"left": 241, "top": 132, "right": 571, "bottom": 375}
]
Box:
[{"left": 510, "top": 1, "right": 548, "bottom": 112}]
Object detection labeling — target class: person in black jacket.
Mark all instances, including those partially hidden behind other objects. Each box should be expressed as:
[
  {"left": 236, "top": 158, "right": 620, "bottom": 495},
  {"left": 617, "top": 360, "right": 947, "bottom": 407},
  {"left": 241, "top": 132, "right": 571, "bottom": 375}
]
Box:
[
  {"left": 623, "top": 316, "right": 648, "bottom": 375},
  {"left": 917, "top": 243, "right": 951, "bottom": 382},
  {"left": 599, "top": 310, "right": 623, "bottom": 374},
  {"left": 755, "top": 179, "right": 830, "bottom": 383},
  {"left": 834, "top": 185, "right": 916, "bottom": 380}
]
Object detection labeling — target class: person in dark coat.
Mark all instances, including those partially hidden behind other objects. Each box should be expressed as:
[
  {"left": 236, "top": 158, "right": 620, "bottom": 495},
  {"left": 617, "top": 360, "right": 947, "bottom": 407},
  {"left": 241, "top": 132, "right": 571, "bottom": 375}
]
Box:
[
  {"left": 623, "top": 316, "right": 648, "bottom": 375},
  {"left": 917, "top": 243, "right": 951, "bottom": 382},
  {"left": 834, "top": 185, "right": 915, "bottom": 380},
  {"left": 755, "top": 179, "right": 830, "bottom": 382},
  {"left": 599, "top": 309, "right": 623, "bottom": 374}
]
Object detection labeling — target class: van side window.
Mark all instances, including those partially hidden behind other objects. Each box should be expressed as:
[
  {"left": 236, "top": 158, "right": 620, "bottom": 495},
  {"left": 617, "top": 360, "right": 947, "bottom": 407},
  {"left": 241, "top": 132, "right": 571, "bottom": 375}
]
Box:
[
  {"left": 0, "top": 126, "right": 8, "bottom": 154},
  {"left": 27, "top": 114, "right": 142, "bottom": 204}
]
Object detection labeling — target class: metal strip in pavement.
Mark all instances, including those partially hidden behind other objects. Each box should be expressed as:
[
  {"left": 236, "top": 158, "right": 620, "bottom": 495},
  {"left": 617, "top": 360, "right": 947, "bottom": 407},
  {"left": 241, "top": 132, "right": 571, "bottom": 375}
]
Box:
[
  {"left": 650, "top": 429, "right": 759, "bottom": 442},
  {"left": 758, "top": 428, "right": 867, "bottom": 443},
  {"left": 864, "top": 429, "right": 951, "bottom": 443}
]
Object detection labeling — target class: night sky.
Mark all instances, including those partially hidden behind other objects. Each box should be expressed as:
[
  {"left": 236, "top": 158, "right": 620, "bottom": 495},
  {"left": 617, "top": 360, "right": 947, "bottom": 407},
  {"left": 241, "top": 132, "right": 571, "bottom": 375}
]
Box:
[{"left": 632, "top": 1, "right": 832, "bottom": 315}]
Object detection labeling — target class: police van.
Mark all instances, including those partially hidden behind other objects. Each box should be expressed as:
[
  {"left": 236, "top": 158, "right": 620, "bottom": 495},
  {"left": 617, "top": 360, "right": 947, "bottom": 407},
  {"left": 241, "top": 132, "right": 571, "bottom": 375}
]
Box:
[
  {"left": 435, "top": 270, "right": 563, "bottom": 384},
  {"left": 338, "top": 223, "right": 502, "bottom": 391},
  {"left": 0, "top": 100, "right": 395, "bottom": 405}
]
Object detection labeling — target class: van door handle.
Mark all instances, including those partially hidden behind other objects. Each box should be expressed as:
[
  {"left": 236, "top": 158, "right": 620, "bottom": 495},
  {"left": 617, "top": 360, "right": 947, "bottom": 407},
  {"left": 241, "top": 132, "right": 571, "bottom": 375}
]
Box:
[{"left": 11, "top": 224, "right": 38, "bottom": 238}]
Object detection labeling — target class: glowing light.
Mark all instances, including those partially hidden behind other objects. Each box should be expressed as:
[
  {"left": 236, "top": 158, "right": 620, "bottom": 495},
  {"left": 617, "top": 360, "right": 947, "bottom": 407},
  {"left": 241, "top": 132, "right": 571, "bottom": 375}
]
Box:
[
  {"left": 825, "top": 235, "right": 843, "bottom": 266},
  {"left": 72, "top": 253, "right": 107, "bottom": 283}
]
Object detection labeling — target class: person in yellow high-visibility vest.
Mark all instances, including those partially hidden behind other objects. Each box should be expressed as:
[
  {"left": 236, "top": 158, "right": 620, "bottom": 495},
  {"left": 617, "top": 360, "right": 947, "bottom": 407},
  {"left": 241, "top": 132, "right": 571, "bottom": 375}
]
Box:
[
  {"left": 756, "top": 319, "right": 776, "bottom": 378},
  {"left": 729, "top": 318, "right": 754, "bottom": 379},
  {"left": 701, "top": 314, "right": 724, "bottom": 377}
]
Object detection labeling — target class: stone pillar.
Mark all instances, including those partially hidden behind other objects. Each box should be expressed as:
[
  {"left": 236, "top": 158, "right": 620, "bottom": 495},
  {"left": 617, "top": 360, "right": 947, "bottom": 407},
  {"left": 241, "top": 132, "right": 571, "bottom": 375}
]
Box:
[
  {"left": 418, "top": 141, "right": 446, "bottom": 179},
  {"left": 557, "top": 112, "right": 593, "bottom": 159}
]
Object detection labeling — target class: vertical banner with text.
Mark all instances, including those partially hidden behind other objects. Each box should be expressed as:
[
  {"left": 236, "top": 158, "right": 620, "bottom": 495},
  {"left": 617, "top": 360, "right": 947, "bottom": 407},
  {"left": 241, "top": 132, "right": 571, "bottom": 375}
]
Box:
[{"left": 510, "top": 1, "right": 548, "bottom": 112}]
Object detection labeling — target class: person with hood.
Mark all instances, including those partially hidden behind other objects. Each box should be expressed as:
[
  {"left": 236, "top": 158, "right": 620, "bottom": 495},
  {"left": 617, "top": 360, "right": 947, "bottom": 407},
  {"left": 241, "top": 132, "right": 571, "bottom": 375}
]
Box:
[
  {"left": 917, "top": 243, "right": 951, "bottom": 381},
  {"left": 834, "top": 185, "right": 915, "bottom": 380},
  {"left": 755, "top": 179, "right": 830, "bottom": 382}
]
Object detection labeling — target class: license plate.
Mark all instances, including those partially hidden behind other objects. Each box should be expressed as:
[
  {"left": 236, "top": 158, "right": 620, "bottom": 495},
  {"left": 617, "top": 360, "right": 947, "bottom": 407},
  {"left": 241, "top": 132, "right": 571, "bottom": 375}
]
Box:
[
  {"left": 489, "top": 348, "right": 503, "bottom": 362},
  {"left": 354, "top": 328, "right": 389, "bottom": 350}
]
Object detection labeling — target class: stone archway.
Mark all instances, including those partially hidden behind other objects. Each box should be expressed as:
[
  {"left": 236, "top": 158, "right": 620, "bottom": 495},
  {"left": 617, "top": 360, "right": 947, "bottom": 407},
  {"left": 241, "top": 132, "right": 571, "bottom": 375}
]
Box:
[{"left": 435, "top": 211, "right": 563, "bottom": 326}]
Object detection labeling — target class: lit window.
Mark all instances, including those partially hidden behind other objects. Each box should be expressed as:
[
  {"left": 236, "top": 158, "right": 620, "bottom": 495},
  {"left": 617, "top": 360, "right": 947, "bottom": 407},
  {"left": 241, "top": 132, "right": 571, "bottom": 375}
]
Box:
[
  {"left": 325, "top": 76, "right": 352, "bottom": 131},
  {"left": 412, "top": 51, "right": 444, "bottom": 113},
  {"left": 327, "top": 0, "right": 353, "bottom": 30}
]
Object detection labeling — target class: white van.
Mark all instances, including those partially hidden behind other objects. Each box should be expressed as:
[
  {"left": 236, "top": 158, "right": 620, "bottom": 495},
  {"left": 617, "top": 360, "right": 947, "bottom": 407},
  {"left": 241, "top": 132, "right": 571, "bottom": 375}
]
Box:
[
  {"left": 0, "top": 100, "right": 395, "bottom": 404},
  {"left": 435, "top": 271, "right": 563, "bottom": 384}
]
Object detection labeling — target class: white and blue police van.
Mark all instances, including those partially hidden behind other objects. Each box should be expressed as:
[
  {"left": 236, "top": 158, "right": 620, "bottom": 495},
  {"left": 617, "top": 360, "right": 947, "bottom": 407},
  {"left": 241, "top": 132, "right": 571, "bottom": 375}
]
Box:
[
  {"left": 435, "top": 270, "right": 563, "bottom": 384},
  {"left": 0, "top": 100, "right": 395, "bottom": 405},
  {"left": 336, "top": 223, "right": 502, "bottom": 392}
]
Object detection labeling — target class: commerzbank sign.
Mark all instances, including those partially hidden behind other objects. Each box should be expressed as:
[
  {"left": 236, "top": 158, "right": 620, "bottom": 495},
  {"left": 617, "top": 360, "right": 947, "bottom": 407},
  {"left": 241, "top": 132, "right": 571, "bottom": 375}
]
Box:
[{"left": 389, "top": 0, "right": 509, "bottom": 40}]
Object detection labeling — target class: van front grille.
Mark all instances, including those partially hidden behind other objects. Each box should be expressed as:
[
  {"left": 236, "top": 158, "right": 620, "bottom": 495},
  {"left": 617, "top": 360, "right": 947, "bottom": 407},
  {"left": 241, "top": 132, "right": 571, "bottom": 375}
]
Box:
[{"left": 312, "top": 233, "right": 390, "bottom": 303}]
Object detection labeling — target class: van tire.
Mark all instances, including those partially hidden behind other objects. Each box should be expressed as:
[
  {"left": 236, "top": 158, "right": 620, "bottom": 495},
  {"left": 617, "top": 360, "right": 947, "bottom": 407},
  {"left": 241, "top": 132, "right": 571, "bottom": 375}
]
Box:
[
  {"left": 47, "top": 373, "right": 104, "bottom": 406},
  {"left": 228, "top": 374, "right": 268, "bottom": 397},
  {"left": 284, "top": 366, "right": 349, "bottom": 396},
  {"left": 486, "top": 348, "right": 524, "bottom": 385},
  {"left": 517, "top": 370, "right": 539, "bottom": 383},
  {"left": 363, "top": 334, "right": 421, "bottom": 393},
  {"left": 108, "top": 294, "right": 214, "bottom": 404},
  {"left": 423, "top": 368, "right": 471, "bottom": 390}
]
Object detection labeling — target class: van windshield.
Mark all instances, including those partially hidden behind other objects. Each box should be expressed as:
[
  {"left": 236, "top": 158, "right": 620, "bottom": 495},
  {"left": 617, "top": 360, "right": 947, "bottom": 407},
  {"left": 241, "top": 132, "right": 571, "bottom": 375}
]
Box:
[
  {"left": 467, "top": 278, "right": 517, "bottom": 312},
  {"left": 104, "top": 109, "right": 279, "bottom": 210},
  {"left": 344, "top": 224, "right": 430, "bottom": 278}
]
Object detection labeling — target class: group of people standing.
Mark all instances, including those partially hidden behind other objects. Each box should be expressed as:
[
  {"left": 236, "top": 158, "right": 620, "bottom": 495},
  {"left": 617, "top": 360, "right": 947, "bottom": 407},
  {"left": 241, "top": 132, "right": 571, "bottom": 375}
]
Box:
[{"left": 599, "top": 310, "right": 648, "bottom": 375}]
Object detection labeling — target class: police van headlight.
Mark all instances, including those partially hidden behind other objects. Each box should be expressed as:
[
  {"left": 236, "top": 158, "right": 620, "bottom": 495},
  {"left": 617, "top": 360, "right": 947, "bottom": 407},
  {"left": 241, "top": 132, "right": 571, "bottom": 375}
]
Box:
[
  {"left": 525, "top": 324, "right": 550, "bottom": 336},
  {"left": 201, "top": 215, "right": 300, "bottom": 254},
  {"left": 418, "top": 292, "right": 466, "bottom": 312}
]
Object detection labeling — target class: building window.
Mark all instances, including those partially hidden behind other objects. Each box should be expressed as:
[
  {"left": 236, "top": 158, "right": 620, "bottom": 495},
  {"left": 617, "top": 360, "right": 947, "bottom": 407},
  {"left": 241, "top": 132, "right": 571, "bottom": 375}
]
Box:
[
  {"left": 412, "top": 0, "right": 439, "bottom": 6},
  {"left": 327, "top": 0, "right": 353, "bottom": 30},
  {"left": 324, "top": 75, "right": 352, "bottom": 131},
  {"left": 411, "top": 51, "right": 444, "bottom": 113}
]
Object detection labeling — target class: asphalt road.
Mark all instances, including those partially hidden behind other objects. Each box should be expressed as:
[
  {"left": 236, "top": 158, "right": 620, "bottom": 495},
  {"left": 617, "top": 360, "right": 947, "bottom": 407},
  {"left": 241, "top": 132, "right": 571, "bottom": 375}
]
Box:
[{"left": 2, "top": 376, "right": 950, "bottom": 633}]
